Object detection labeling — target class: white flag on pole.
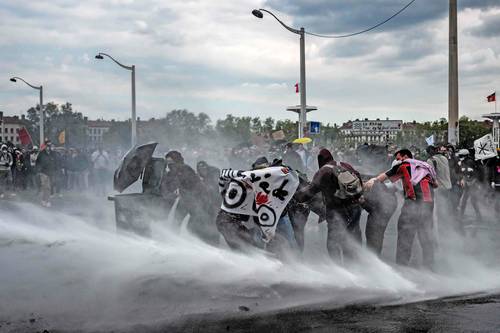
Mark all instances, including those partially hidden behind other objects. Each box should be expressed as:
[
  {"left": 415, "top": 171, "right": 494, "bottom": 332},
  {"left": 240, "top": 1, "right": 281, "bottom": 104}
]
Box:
[
  {"left": 474, "top": 134, "right": 497, "bottom": 160},
  {"left": 425, "top": 134, "right": 435, "bottom": 146}
]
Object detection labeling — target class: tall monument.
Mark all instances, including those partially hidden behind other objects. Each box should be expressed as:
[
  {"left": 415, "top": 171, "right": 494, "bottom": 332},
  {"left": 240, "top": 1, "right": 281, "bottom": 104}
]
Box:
[{"left": 448, "top": 0, "right": 459, "bottom": 145}]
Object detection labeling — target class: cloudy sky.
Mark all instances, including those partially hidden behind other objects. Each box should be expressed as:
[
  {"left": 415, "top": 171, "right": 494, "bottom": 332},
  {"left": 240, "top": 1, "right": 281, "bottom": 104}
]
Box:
[{"left": 1, "top": 0, "right": 499, "bottom": 125}]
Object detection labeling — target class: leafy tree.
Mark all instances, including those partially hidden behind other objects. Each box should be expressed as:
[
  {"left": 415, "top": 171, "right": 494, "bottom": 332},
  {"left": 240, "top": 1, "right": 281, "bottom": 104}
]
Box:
[
  {"left": 251, "top": 117, "right": 262, "bottom": 134},
  {"left": 458, "top": 116, "right": 490, "bottom": 148},
  {"left": 25, "top": 102, "right": 87, "bottom": 147},
  {"left": 216, "top": 114, "right": 252, "bottom": 144},
  {"left": 262, "top": 117, "right": 275, "bottom": 134}
]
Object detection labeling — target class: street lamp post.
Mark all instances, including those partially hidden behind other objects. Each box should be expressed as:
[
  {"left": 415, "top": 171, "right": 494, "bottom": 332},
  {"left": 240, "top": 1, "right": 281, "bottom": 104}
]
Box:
[
  {"left": 10, "top": 77, "right": 44, "bottom": 145},
  {"left": 95, "top": 52, "right": 137, "bottom": 147},
  {"left": 252, "top": 9, "right": 313, "bottom": 138}
]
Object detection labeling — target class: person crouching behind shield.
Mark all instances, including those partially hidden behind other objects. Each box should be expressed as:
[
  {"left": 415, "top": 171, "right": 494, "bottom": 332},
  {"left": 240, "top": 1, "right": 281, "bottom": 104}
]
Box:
[{"left": 216, "top": 157, "right": 299, "bottom": 258}]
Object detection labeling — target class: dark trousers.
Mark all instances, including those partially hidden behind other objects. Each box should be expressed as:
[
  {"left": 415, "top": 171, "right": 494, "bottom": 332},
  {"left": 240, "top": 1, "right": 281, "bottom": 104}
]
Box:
[
  {"left": 396, "top": 200, "right": 435, "bottom": 268},
  {"left": 365, "top": 210, "right": 393, "bottom": 256},
  {"left": 216, "top": 210, "right": 264, "bottom": 251},
  {"left": 363, "top": 196, "right": 397, "bottom": 256},
  {"left": 289, "top": 203, "right": 310, "bottom": 252},
  {"left": 180, "top": 193, "right": 219, "bottom": 246},
  {"left": 326, "top": 204, "right": 362, "bottom": 263},
  {"left": 459, "top": 184, "right": 482, "bottom": 222}
]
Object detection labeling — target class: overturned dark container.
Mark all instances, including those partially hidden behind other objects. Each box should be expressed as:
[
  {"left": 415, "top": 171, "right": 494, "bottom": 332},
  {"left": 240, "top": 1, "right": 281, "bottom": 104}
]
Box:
[{"left": 109, "top": 142, "right": 175, "bottom": 236}]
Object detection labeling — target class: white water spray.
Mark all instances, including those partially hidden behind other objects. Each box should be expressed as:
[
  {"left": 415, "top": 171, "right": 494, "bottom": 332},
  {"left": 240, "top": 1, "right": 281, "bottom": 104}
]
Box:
[{"left": 0, "top": 200, "right": 499, "bottom": 331}]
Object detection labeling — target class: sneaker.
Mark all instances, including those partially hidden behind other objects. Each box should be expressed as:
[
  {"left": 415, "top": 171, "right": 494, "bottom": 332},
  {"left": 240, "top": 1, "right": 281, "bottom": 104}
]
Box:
[
  {"left": 0, "top": 194, "right": 4, "bottom": 199},
  {"left": 46, "top": 202, "right": 52, "bottom": 207}
]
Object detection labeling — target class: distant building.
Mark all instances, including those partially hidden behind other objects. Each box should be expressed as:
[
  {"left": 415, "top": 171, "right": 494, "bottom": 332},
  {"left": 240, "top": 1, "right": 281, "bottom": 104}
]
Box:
[
  {"left": 86, "top": 119, "right": 113, "bottom": 146},
  {"left": 0, "top": 114, "right": 28, "bottom": 145},
  {"left": 340, "top": 118, "right": 403, "bottom": 146}
]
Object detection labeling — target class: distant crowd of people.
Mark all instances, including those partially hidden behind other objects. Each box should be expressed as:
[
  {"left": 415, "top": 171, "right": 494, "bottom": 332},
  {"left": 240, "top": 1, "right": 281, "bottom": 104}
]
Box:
[{"left": 0, "top": 140, "right": 120, "bottom": 206}]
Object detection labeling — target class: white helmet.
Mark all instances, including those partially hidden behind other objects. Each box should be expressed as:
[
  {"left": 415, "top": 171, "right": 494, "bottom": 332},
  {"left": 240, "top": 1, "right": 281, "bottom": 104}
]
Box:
[
  {"left": 32, "top": 146, "right": 39, "bottom": 151},
  {"left": 457, "top": 149, "right": 469, "bottom": 157}
]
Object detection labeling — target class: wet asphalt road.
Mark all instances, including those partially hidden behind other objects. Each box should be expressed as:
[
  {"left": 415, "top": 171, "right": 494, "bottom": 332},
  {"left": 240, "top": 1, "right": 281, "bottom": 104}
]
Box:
[
  {"left": 138, "top": 293, "right": 500, "bottom": 333},
  {"left": 2, "top": 293, "right": 500, "bottom": 332}
]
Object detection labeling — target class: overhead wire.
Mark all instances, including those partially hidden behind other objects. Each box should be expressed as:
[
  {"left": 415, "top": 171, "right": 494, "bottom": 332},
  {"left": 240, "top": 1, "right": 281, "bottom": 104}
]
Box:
[{"left": 304, "top": 0, "right": 417, "bottom": 39}]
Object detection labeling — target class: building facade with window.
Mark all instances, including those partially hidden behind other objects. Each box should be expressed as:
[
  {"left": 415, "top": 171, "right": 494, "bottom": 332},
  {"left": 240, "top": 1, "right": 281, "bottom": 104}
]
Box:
[
  {"left": 340, "top": 118, "right": 403, "bottom": 146},
  {"left": 86, "top": 120, "right": 112, "bottom": 146},
  {"left": 0, "top": 115, "right": 26, "bottom": 145}
]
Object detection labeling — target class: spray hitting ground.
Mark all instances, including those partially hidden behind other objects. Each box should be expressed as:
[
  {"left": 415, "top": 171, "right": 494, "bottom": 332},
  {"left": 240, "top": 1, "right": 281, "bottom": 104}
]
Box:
[{"left": 0, "top": 197, "right": 499, "bottom": 332}]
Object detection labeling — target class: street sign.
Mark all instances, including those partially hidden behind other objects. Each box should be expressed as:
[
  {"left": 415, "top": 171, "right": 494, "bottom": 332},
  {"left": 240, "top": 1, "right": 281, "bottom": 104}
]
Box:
[{"left": 309, "top": 121, "right": 320, "bottom": 135}]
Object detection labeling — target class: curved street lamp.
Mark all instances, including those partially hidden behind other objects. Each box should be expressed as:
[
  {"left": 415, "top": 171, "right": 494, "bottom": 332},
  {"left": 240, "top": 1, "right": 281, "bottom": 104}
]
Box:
[
  {"left": 252, "top": 8, "right": 311, "bottom": 138},
  {"left": 95, "top": 52, "right": 137, "bottom": 147},
  {"left": 10, "top": 76, "right": 44, "bottom": 145}
]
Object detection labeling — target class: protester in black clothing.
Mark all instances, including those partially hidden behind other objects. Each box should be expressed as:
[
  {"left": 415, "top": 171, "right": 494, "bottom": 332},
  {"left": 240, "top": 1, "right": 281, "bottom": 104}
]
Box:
[
  {"left": 12, "top": 148, "right": 27, "bottom": 191},
  {"left": 196, "top": 160, "right": 220, "bottom": 195},
  {"left": 295, "top": 148, "right": 363, "bottom": 263},
  {"left": 196, "top": 160, "right": 221, "bottom": 228},
  {"left": 162, "top": 151, "right": 219, "bottom": 244},
  {"left": 283, "top": 143, "right": 305, "bottom": 174},
  {"left": 486, "top": 150, "right": 500, "bottom": 213},
  {"left": 288, "top": 174, "right": 312, "bottom": 252},
  {"left": 36, "top": 141, "right": 57, "bottom": 207},
  {"left": 51, "top": 149, "right": 66, "bottom": 195},
  {"left": 361, "top": 179, "right": 398, "bottom": 256},
  {"left": 457, "top": 149, "right": 483, "bottom": 229}
]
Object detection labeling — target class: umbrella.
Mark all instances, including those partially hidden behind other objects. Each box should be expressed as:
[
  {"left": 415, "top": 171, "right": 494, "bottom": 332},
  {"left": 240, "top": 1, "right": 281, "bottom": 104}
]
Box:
[
  {"left": 293, "top": 137, "right": 312, "bottom": 144},
  {"left": 114, "top": 142, "right": 158, "bottom": 193}
]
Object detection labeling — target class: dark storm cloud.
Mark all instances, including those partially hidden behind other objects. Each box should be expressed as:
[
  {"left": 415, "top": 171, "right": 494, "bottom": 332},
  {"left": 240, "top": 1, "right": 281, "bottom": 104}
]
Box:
[
  {"left": 468, "top": 11, "right": 500, "bottom": 38},
  {"left": 319, "top": 20, "right": 439, "bottom": 75},
  {"left": 266, "top": 0, "right": 499, "bottom": 77},
  {"left": 263, "top": 0, "right": 498, "bottom": 35},
  {"left": 263, "top": 0, "right": 444, "bottom": 34}
]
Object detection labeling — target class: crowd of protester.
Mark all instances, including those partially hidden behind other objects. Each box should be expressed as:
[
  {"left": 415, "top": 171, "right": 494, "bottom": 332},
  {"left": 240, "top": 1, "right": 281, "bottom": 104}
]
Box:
[
  {"left": 154, "top": 140, "right": 499, "bottom": 269},
  {"left": 1, "top": 137, "right": 499, "bottom": 269},
  {"left": 0, "top": 140, "right": 120, "bottom": 206}
]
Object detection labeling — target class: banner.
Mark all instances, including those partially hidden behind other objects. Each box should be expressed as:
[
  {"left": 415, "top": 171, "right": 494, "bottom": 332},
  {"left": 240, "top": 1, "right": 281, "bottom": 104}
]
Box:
[
  {"left": 425, "top": 134, "right": 434, "bottom": 146},
  {"left": 58, "top": 130, "right": 65, "bottom": 145},
  {"left": 219, "top": 166, "right": 299, "bottom": 241},
  {"left": 271, "top": 130, "right": 285, "bottom": 141},
  {"left": 474, "top": 134, "right": 497, "bottom": 160},
  {"left": 18, "top": 127, "right": 32, "bottom": 145}
]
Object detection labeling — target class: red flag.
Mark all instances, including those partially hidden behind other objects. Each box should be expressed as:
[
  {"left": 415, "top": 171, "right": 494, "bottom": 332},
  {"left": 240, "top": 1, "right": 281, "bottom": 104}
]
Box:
[
  {"left": 18, "top": 127, "right": 32, "bottom": 145},
  {"left": 487, "top": 92, "right": 496, "bottom": 102},
  {"left": 294, "top": 83, "right": 299, "bottom": 93}
]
